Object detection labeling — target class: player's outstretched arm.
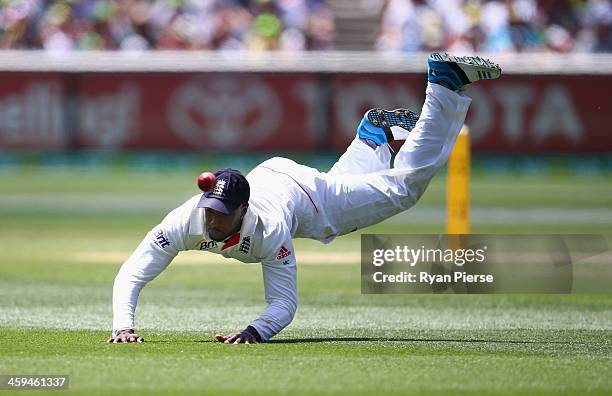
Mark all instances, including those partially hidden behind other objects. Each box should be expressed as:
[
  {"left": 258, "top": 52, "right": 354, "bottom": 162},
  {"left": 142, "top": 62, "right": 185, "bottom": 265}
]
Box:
[
  {"left": 109, "top": 222, "right": 182, "bottom": 343},
  {"left": 108, "top": 197, "right": 195, "bottom": 344},
  {"left": 214, "top": 240, "right": 298, "bottom": 344}
]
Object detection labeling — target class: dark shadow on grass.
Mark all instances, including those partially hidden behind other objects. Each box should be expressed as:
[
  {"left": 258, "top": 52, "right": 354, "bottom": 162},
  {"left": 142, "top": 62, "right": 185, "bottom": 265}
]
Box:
[
  {"left": 120, "top": 337, "right": 574, "bottom": 345},
  {"left": 143, "top": 340, "right": 215, "bottom": 343},
  {"left": 267, "top": 337, "right": 572, "bottom": 344}
]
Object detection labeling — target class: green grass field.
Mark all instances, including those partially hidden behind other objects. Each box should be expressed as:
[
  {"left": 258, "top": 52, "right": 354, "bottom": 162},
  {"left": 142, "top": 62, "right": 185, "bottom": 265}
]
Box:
[{"left": 1, "top": 165, "right": 611, "bottom": 395}]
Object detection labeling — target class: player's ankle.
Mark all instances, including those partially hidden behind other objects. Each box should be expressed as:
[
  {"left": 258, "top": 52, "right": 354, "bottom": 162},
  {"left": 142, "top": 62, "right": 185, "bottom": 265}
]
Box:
[
  {"left": 431, "top": 80, "right": 456, "bottom": 91},
  {"left": 360, "top": 138, "right": 379, "bottom": 150}
]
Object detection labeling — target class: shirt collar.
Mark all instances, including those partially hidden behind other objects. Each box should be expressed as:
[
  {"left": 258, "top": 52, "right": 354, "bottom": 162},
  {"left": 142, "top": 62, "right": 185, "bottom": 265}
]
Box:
[{"left": 240, "top": 207, "right": 258, "bottom": 237}]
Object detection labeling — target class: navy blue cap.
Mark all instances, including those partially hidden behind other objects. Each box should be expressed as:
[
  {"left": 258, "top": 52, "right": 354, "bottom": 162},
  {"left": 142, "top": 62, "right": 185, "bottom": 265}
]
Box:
[{"left": 197, "top": 168, "right": 250, "bottom": 214}]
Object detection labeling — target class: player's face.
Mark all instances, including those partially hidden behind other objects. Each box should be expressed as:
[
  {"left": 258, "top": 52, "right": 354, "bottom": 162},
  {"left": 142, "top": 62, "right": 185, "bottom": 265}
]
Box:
[{"left": 205, "top": 204, "right": 247, "bottom": 242}]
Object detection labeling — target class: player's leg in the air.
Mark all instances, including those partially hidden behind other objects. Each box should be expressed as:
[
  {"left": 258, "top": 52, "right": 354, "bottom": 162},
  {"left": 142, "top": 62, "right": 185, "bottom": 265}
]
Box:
[
  {"left": 321, "top": 53, "right": 501, "bottom": 235},
  {"left": 327, "top": 109, "right": 419, "bottom": 177}
]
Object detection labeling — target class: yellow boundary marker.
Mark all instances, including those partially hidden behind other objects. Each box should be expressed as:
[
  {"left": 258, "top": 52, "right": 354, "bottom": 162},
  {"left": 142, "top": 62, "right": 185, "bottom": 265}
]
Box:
[{"left": 446, "top": 125, "right": 470, "bottom": 235}]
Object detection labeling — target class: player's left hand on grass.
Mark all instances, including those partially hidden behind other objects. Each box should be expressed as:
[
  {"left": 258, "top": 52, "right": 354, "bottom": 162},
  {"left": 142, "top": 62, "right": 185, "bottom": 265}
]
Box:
[{"left": 215, "top": 326, "right": 261, "bottom": 344}]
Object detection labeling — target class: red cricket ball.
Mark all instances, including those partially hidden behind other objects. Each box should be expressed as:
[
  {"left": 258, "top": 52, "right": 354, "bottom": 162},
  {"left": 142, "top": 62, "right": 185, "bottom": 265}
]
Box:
[{"left": 197, "top": 172, "right": 216, "bottom": 192}]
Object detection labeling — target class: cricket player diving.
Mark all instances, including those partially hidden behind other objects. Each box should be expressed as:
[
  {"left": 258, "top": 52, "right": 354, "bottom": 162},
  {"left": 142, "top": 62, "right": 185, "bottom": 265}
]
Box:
[{"left": 108, "top": 53, "right": 501, "bottom": 344}]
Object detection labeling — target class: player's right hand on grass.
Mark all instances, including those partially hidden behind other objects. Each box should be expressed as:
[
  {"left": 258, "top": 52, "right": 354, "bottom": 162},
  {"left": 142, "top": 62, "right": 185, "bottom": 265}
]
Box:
[{"left": 107, "top": 329, "right": 144, "bottom": 343}]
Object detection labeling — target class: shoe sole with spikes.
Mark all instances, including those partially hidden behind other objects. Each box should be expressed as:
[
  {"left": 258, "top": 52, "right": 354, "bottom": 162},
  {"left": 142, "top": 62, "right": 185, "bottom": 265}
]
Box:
[
  {"left": 366, "top": 108, "right": 419, "bottom": 142},
  {"left": 429, "top": 52, "right": 501, "bottom": 89}
]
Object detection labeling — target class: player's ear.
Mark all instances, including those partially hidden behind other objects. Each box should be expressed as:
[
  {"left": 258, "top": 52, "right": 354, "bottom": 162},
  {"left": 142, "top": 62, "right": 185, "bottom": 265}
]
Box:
[{"left": 240, "top": 203, "right": 249, "bottom": 218}]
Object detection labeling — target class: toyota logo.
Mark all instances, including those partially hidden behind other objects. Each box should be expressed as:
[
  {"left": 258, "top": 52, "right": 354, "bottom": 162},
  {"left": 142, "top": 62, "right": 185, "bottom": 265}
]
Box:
[{"left": 168, "top": 76, "right": 281, "bottom": 150}]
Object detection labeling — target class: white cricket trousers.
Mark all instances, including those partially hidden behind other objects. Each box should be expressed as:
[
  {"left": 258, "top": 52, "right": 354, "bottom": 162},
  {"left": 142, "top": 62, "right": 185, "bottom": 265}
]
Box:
[
  {"left": 255, "top": 82, "right": 471, "bottom": 242},
  {"left": 322, "top": 83, "right": 471, "bottom": 235}
]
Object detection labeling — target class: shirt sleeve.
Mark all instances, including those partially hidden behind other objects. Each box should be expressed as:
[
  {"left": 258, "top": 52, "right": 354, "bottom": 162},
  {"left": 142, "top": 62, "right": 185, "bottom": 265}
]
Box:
[
  {"left": 249, "top": 232, "right": 298, "bottom": 342},
  {"left": 111, "top": 203, "right": 189, "bottom": 335}
]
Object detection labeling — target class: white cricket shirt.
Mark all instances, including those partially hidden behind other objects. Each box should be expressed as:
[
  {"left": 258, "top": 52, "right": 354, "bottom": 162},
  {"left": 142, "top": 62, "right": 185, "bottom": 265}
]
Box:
[{"left": 112, "top": 158, "right": 325, "bottom": 341}]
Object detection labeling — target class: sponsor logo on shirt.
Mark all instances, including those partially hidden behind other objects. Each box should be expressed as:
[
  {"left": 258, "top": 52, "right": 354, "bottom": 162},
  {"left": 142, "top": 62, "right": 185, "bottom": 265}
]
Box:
[
  {"left": 276, "top": 245, "right": 292, "bottom": 260},
  {"left": 239, "top": 236, "right": 251, "bottom": 254},
  {"left": 199, "top": 240, "right": 218, "bottom": 250},
  {"left": 153, "top": 229, "right": 170, "bottom": 249}
]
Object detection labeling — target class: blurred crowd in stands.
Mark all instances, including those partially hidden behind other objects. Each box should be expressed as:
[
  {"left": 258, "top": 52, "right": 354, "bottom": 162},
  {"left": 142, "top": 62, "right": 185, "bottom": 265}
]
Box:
[
  {"left": 0, "top": 0, "right": 610, "bottom": 52},
  {"left": 0, "top": 0, "right": 335, "bottom": 50},
  {"left": 377, "top": 0, "right": 612, "bottom": 53}
]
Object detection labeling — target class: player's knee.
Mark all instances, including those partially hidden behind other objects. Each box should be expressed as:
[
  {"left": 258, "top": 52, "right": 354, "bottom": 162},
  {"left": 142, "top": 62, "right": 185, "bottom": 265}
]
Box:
[{"left": 394, "top": 179, "right": 430, "bottom": 210}]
